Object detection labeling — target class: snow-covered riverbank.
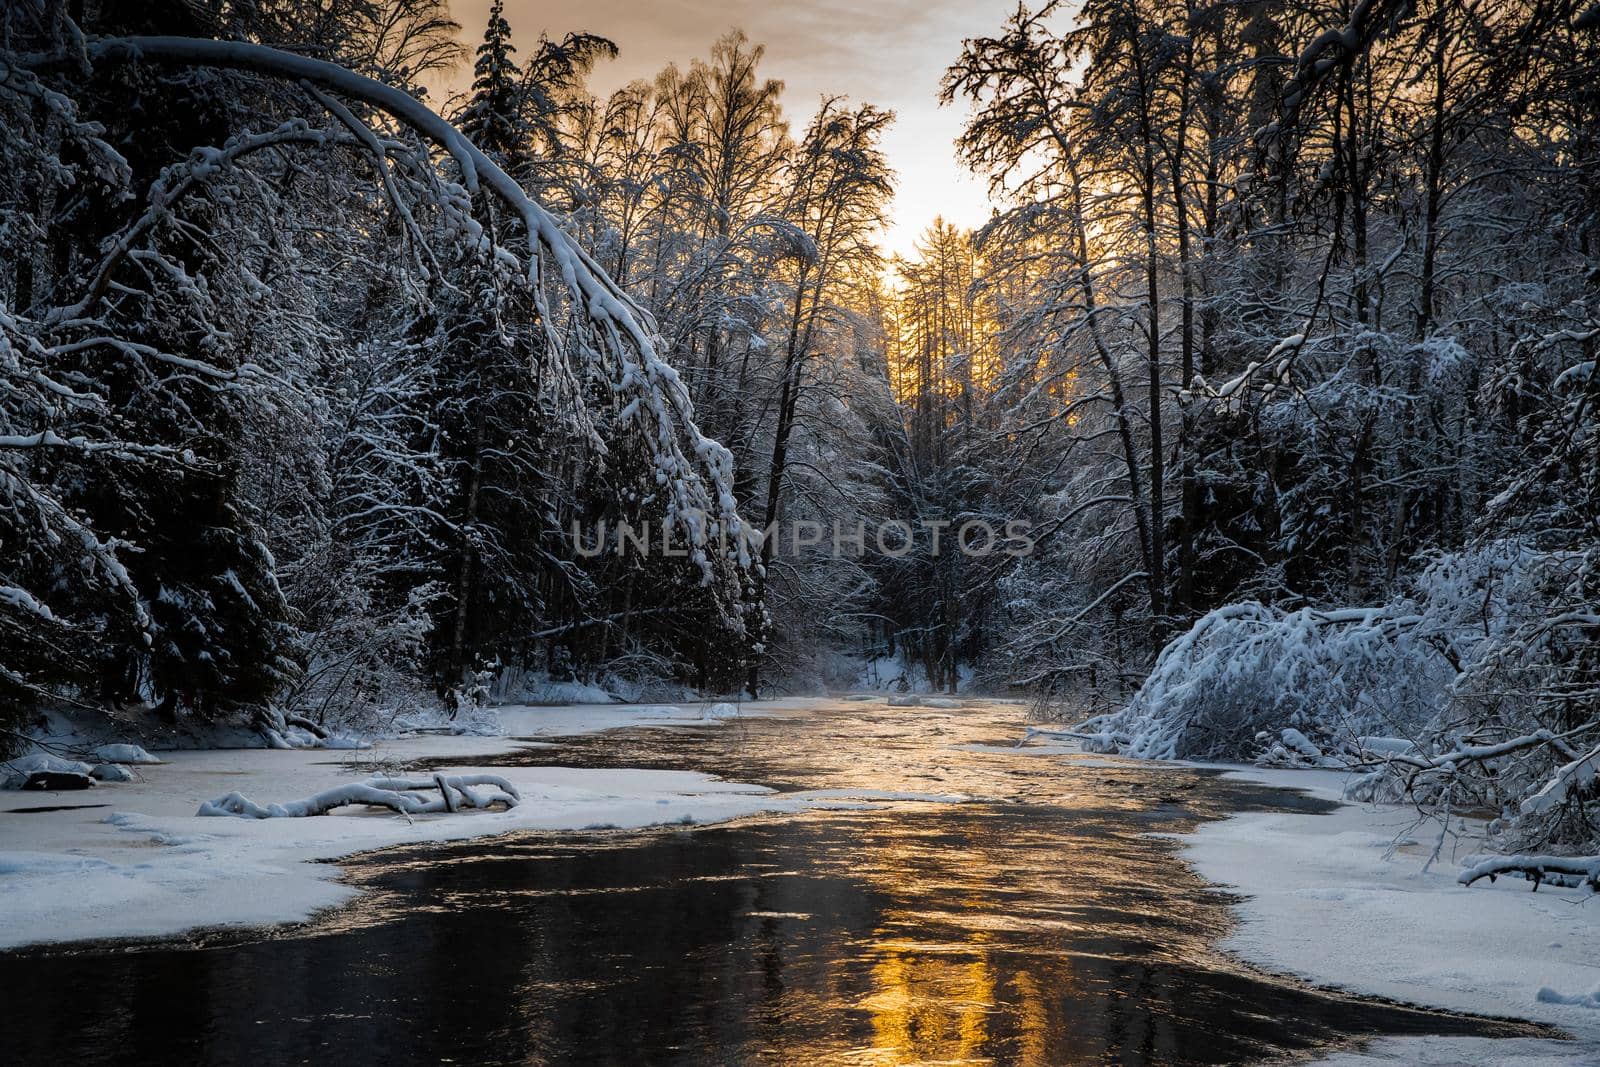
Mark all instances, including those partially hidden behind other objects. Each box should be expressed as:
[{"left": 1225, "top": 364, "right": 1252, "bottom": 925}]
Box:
[
  {"left": 1004, "top": 728, "right": 1600, "bottom": 1061},
  {"left": 0, "top": 699, "right": 957, "bottom": 951},
  {"left": 1180, "top": 765, "right": 1600, "bottom": 1064}
]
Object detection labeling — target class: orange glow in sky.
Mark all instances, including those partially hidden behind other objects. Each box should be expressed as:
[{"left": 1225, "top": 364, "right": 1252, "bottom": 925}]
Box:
[{"left": 443, "top": 0, "right": 1012, "bottom": 259}]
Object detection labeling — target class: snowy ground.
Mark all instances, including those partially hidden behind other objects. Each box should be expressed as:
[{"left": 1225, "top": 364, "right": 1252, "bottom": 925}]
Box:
[
  {"left": 1181, "top": 765, "right": 1600, "bottom": 1065},
  {"left": 0, "top": 698, "right": 957, "bottom": 951}
]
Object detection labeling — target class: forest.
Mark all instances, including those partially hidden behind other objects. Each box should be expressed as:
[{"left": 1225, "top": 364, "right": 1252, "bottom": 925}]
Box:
[{"left": 1, "top": 0, "right": 1597, "bottom": 866}]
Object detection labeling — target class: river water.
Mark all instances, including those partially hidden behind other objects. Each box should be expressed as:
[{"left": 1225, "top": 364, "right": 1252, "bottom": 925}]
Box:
[{"left": 0, "top": 700, "right": 1543, "bottom": 1064}]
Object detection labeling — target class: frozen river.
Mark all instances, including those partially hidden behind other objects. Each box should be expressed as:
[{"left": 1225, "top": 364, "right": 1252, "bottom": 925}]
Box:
[{"left": 0, "top": 701, "right": 1544, "bottom": 1064}]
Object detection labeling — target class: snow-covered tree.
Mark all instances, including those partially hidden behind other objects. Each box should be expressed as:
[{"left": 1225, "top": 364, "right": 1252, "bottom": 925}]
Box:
[{"left": 0, "top": 3, "right": 751, "bottom": 740}]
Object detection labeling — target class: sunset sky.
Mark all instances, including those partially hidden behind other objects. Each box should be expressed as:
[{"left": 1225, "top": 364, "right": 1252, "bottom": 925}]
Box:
[{"left": 443, "top": 0, "right": 1016, "bottom": 259}]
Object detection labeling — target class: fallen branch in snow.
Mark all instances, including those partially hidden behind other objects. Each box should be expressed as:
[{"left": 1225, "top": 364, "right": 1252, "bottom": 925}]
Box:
[
  {"left": 200, "top": 784, "right": 424, "bottom": 819},
  {"left": 1458, "top": 854, "right": 1600, "bottom": 892},
  {"left": 197, "top": 774, "right": 520, "bottom": 819},
  {"left": 365, "top": 773, "right": 522, "bottom": 811}
]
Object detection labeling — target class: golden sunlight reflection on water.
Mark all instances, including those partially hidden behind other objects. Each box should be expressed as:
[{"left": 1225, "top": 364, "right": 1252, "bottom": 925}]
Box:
[{"left": 0, "top": 700, "right": 1552, "bottom": 1066}]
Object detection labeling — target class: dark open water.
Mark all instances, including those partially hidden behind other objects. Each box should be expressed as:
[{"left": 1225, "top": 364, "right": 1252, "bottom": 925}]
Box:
[{"left": 0, "top": 701, "right": 1550, "bottom": 1065}]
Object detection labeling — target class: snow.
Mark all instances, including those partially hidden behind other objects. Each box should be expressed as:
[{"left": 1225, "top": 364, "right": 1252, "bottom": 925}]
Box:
[
  {"left": 1082, "top": 545, "right": 1598, "bottom": 865},
  {"left": 0, "top": 698, "right": 949, "bottom": 950},
  {"left": 851, "top": 649, "right": 973, "bottom": 694},
  {"left": 1538, "top": 986, "right": 1600, "bottom": 1009},
  {"left": 1181, "top": 765, "right": 1600, "bottom": 1058},
  {"left": 1077, "top": 599, "right": 1446, "bottom": 762},
  {"left": 500, "top": 670, "right": 620, "bottom": 705},
  {"left": 633, "top": 704, "right": 688, "bottom": 718},
  {"left": 91, "top": 743, "right": 160, "bottom": 764},
  {"left": 1278, "top": 726, "right": 1324, "bottom": 759},
  {"left": 3, "top": 753, "right": 94, "bottom": 785}
]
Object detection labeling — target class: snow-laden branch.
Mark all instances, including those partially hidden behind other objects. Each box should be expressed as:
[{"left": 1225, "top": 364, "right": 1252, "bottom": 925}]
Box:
[
  {"left": 0, "top": 585, "right": 57, "bottom": 622},
  {"left": 1187, "top": 334, "right": 1304, "bottom": 409},
  {"left": 1459, "top": 854, "right": 1600, "bottom": 892},
  {"left": 0, "top": 428, "right": 186, "bottom": 461},
  {"left": 1276, "top": 0, "right": 1402, "bottom": 130},
  {"left": 1355, "top": 729, "right": 1584, "bottom": 775},
  {"left": 301, "top": 83, "right": 436, "bottom": 276},
  {"left": 1043, "top": 569, "right": 1149, "bottom": 639},
  {"left": 84, "top": 35, "right": 747, "bottom": 578},
  {"left": 1521, "top": 742, "right": 1600, "bottom": 817},
  {"left": 46, "top": 120, "right": 342, "bottom": 324}
]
